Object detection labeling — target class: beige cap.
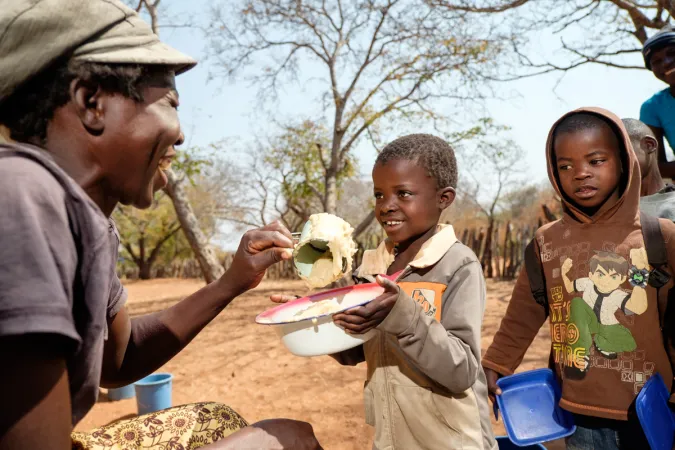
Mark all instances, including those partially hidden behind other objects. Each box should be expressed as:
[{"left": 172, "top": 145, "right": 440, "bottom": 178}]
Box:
[{"left": 0, "top": 0, "right": 197, "bottom": 103}]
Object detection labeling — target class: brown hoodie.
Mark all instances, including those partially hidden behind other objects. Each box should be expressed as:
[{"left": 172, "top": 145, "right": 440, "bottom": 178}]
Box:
[{"left": 483, "top": 107, "right": 675, "bottom": 420}]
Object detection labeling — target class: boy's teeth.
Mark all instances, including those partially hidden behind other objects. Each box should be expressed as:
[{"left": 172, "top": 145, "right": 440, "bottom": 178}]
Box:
[{"left": 386, "top": 221, "right": 402, "bottom": 225}]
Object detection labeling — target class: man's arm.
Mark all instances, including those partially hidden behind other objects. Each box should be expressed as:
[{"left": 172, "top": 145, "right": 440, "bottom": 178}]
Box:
[
  {"left": 101, "top": 278, "right": 239, "bottom": 387},
  {"left": 101, "top": 222, "right": 294, "bottom": 387},
  {"left": 0, "top": 336, "right": 72, "bottom": 450},
  {"left": 203, "top": 420, "right": 322, "bottom": 450}
]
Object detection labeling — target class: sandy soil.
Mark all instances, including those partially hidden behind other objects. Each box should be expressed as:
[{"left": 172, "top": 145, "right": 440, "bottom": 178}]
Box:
[{"left": 75, "top": 278, "right": 564, "bottom": 449}]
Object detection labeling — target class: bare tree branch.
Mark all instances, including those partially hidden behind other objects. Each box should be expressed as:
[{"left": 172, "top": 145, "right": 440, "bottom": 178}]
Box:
[
  {"left": 429, "top": 0, "right": 531, "bottom": 13},
  {"left": 207, "top": 0, "right": 509, "bottom": 214}
]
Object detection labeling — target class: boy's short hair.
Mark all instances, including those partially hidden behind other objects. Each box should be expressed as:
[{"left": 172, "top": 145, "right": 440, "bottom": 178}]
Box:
[
  {"left": 622, "top": 118, "right": 656, "bottom": 143},
  {"left": 642, "top": 24, "right": 675, "bottom": 70},
  {"left": 0, "top": 60, "right": 163, "bottom": 144},
  {"left": 376, "top": 134, "right": 458, "bottom": 189},
  {"left": 589, "top": 251, "right": 628, "bottom": 275}
]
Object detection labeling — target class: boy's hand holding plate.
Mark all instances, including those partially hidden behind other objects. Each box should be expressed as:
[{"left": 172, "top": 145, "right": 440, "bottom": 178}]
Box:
[{"left": 333, "top": 275, "right": 399, "bottom": 334}]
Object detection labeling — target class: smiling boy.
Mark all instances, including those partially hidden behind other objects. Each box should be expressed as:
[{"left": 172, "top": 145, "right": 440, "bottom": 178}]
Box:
[{"left": 274, "top": 134, "right": 497, "bottom": 449}]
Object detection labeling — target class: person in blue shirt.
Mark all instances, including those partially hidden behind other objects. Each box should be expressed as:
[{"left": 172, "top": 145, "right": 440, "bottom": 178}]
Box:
[{"left": 640, "top": 25, "right": 675, "bottom": 179}]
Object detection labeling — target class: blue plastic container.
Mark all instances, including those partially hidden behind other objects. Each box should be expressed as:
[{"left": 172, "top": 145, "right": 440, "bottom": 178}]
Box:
[
  {"left": 496, "top": 368, "right": 576, "bottom": 446},
  {"left": 107, "top": 384, "right": 135, "bottom": 401},
  {"left": 636, "top": 372, "right": 675, "bottom": 450},
  {"left": 496, "top": 436, "right": 547, "bottom": 449},
  {"left": 134, "top": 373, "right": 173, "bottom": 415}
]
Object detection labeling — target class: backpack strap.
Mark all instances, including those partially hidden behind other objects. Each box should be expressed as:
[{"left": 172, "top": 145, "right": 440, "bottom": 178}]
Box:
[
  {"left": 640, "top": 212, "right": 670, "bottom": 289},
  {"left": 639, "top": 212, "right": 675, "bottom": 386},
  {"left": 524, "top": 239, "right": 549, "bottom": 317}
]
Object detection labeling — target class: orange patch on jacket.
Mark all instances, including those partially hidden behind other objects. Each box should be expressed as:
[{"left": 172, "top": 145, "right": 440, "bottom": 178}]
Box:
[{"left": 398, "top": 282, "right": 447, "bottom": 322}]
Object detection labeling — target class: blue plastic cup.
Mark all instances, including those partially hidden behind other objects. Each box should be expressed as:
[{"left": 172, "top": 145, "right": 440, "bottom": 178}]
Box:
[
  {"left": 134, "top": 373, "right": 173, "bottom": 415},
  {"left": 107, "top": 384, "right": 136, "bottom": 401}
]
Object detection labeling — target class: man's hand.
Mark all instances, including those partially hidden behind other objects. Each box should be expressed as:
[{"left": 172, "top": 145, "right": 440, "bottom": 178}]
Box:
[
  {"left": 221, "top": 222, "right": 294, "bottom": 295},
  {"left": 333, "top": 275, "right": 398, "bottom": 334},
  {"left": 208, "top": 419, "right": 322, "bottom": 450},
  {"left": 250, "top": 419, "right": 322, "bottom": 450},
  {"left": 483, "top": 367, "right": 502, "bottom": 405}
]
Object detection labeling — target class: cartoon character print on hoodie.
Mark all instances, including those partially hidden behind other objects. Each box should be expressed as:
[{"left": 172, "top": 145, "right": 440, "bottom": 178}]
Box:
[
  {"left": 483, "top": 107, "right": 675, "bottom": 421},
  {"left": 555, "top": 247, "right": 649, "bottom": 379}
]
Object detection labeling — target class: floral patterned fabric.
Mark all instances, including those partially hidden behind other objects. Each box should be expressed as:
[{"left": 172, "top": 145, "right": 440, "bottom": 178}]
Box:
[{"left": 71, "top": 402, "right": 248, "bottom": 450}]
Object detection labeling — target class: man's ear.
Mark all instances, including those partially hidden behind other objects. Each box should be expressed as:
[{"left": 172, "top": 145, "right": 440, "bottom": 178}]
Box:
[
  {"left": 438, "top": 187, "right": 456, "bottom": 210},
  {"left": 69, "top": 78, "right": 104, "bottom": 136},
  {"left": 641, "top": 136, "right": 658, "bottom": 155}
]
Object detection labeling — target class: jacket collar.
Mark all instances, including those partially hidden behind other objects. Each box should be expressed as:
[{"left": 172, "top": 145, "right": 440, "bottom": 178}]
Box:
[{"left": 359, "top": 224, "right": 458, "bottom": 276}]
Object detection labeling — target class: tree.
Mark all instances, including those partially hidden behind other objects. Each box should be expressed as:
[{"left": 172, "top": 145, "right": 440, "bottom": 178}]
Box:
[
  {"left": 187, "top": 152, "right": 284, "bottom": 232},
  {"left": 114, "top": 154, "right": 226, "bottom": 279},
  {"left": 266, "top": 120, "right": 357, "bottom": 225},
  {"left": 130, "top": 0, "right": 224, "bottom": 282},
  {"left": 236, "top": 116, "right": 508, "bottom": 239},
  {"left": 114, "top": 193, "right": 182, "bottom": 279},
  {"left": 207, "top": 0, "right": 510, "bottom": 220},
  {"left": 460, "top": 137, "right": 526, "bottom": 277},
  {"left": 434, "top": 0, "right": 673, "bottom": 75}
]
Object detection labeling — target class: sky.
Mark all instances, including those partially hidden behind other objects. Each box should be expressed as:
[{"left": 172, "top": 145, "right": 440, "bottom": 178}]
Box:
[{"left": 152, "top": 1, "right": 671, "bottom": 248}]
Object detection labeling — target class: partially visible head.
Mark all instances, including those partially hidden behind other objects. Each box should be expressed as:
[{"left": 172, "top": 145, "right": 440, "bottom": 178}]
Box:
[
  {"left": 643, "top": 25, "right": 675, "bottom": 86},
  {"left": 0, "top": 60, "right": 183, "bottom": 209},
  {"left": 0, "top": 0, "right": 196, "bottom": 210},
  {"left": 372, "top": 134, "right": 457, "bottom": 244},
  {"left": 552, "top": 112, "right": 626, "bottom": 216},
  {"left": 622, "top": 118, "right": 658, "bottom": 180},
  {"left": 588, "top": 251, "right": 628, "bottom": 293}
]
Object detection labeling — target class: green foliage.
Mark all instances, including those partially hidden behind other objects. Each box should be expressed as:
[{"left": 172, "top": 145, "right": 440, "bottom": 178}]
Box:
[
  {"left": 171, "top": 145, "right": 214, "bottom": 185},
  {"left": 113, "top": 154, "right": 225, "bottom": 278},
  {"left": 113, "top": 193, "right": 186, "bottom": 275},
  {"left": 265, "top": 121, "right": 357, "bottom": 211}
]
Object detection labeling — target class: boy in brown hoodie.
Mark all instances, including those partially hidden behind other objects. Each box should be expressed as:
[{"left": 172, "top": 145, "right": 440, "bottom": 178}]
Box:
[{"left": 483, "top": 107, "right": 675, "bottom": 449}]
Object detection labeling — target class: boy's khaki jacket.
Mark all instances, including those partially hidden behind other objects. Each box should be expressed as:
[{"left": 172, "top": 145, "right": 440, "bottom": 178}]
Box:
[{"left": 343, "top": 225, "right": 497, "bottom": 450}]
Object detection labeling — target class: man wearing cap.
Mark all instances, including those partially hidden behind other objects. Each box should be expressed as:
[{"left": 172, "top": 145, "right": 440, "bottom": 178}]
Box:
[
  {"left": 641, "top": 24, "right": 675, "bottom": 179},
  {"left": 0, "top": 1, "right": 321, "bottom": 449}
]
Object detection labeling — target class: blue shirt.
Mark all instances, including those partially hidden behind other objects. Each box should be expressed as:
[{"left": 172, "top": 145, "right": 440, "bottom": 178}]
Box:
[{"left": 640, "top": 88, "right": 675, "bottom": 153}]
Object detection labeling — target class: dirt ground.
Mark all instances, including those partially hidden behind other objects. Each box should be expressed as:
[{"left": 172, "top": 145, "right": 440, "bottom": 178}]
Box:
[{"left": 76, "top": 278, "right": 564, "bottom": 449}]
